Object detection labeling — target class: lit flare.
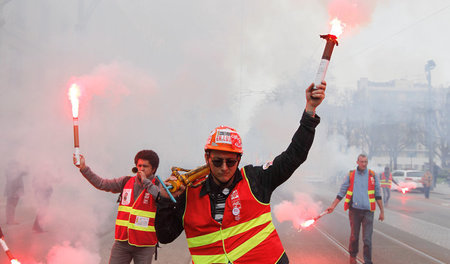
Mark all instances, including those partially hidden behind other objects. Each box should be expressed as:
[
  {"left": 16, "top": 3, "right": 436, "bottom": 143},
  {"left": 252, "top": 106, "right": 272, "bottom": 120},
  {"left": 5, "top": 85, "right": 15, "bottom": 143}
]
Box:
[
  {"left": 298, "top": 211, "right": 328, "bottom": 231},
  {"left": 329, "top": 17, "right": 344, "bottom": 38},
  {"left": 313, "top": 17, "right": 344, "bottom": 89},
  {"left": 68, "top": 83, "right": 81, "bottom": 118},
  {"left": 68, "top": 83, "right": 82, "bottom": 165}
]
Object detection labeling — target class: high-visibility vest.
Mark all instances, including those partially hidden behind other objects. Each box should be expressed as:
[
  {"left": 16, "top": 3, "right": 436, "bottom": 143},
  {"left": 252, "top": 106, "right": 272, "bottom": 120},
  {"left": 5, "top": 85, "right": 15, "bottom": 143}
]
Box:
[
  {"left": 115, "top": 176, "right": 157, "bottom": 247},
  {"left": 344, "top": 170, "right": 376, "bottom": 212},
  {"left": 380, "top": 172, "right": 392, "bottom": 188},
  {"left": 183, "top": 168, "right": 285, "bottom": 264}
]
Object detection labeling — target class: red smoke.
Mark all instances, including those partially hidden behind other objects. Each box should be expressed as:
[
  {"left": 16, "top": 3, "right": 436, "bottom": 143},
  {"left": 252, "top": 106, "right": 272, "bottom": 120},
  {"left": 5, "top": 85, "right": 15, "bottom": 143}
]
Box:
[
  {"left": 273, "top": 192, "right": 322, "bottom": 230},
  {"left": 328, "top": 0, "right": 378, "bottom": 33}
]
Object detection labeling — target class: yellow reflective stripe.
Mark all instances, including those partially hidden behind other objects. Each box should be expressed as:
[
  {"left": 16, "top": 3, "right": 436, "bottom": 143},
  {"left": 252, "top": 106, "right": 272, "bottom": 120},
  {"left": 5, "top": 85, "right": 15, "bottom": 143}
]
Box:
[
  {"left": 118, "top": 206, "right": 155, "bottom": 218},
  {"left": 226, "top": 221, "right": 276, "bottom": 260},
  {"left": 191, "top": 219, "right": 276, "bottom": 263},
  {"left": 128, "top": 224, "right": 155, "bottom": 232},
  {"left": 118, "top": 205, "right": 132, "bottom": 212},
  {"left": 116, "top": 219, "right": 129, "bottom": 227},
  {"left": 130, "top": 209, "right": 155, "bottom": 218},
  {"left": 346, "top": 191, "right": 353, "bottom": 195},
  {"left": 116, "top": 219, "right": 155, "bottom": 232},
  {"left": 368, "top": 190, "right": 375, "bottom": 194},
  {"left": 345, "top": 198, "right": 351, "bottom": 203},
  {"left": 187, "top": 212, "right": 272, "bottom": 248},
  {"left": 369, "top": 199, "right": 375, "bottom": 202},
  {"left": 192, "top": 253, "right": 228, "bottom": 264}
]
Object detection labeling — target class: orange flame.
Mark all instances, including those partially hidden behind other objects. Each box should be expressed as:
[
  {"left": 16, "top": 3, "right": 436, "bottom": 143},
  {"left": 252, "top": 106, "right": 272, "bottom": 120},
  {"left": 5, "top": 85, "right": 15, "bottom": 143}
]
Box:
[
  {"left": 11, "top": 259, "right": 21, "bottom": 264},
  {"left": 68, "top": 84, "right": 81, "bottom": 118},
  {"left": 401, "top": 187, "right": 409, "bottom": 194},
  {"left": 329, "top": 18, "right": 344, "bottom": 38}
]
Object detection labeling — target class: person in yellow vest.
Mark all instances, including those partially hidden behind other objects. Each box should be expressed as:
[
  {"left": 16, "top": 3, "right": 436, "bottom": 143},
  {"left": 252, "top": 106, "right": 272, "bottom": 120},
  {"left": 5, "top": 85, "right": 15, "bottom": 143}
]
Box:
[
  {"left": 73, "top": 150, "right": 160, "bottom": 264},
  {"left": 421, "top": 170, "right": 433, "bottom": 199},
  {"left": 326, "top": 154, "right": 384, "bottom": 264},
  {"left": 155, "top": 82, "right": 326, "bottom": 264},
  {"left": 379, "top": 166, "right": 397, "bottom": 206}
]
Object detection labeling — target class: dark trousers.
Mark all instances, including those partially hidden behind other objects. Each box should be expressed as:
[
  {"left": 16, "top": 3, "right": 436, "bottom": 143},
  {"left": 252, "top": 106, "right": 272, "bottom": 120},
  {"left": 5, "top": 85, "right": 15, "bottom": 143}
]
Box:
[
  {"left": 6, "top": 196, "right": 20, "bottom": 224},
  {"left": 109, "top": 240, "right": 155, "bottom": 264},
  {"left": 382, "top": 187, "right": 390, "bottom": 205},
  {"left": 349, "top": 209, "right": 374, "bottom": 264},
  {"left": 423, "top": 186, "right": 430, "bottom": 199}
]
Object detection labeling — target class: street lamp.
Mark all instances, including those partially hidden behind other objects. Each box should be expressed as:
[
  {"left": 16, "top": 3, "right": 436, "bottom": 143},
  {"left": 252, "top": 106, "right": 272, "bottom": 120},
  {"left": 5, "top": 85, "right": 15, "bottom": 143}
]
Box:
[{"left": 424, "top": 59, "right": 436, "bottom": 187}]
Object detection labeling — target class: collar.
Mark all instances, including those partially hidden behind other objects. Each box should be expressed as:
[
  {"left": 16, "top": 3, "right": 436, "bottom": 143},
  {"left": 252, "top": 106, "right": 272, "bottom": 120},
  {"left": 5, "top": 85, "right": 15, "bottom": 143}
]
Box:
[
  {"left": 200, "top": 168, "right": 243, "bottom": 197},
  {"left": 356, "top": 168, "right": 368, "bottom": 175}
]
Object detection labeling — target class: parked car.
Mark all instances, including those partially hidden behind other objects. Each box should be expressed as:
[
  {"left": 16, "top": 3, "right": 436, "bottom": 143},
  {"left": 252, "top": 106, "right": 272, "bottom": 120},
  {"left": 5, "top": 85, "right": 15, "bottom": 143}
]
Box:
[{"left": 391, "top": 170, "right": 425, "bottom": 192}]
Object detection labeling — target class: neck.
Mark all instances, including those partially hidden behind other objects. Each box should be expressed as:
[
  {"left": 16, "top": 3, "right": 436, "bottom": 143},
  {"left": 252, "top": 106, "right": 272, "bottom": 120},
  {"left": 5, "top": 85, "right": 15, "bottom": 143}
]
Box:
[{"left": 213, "top": 175, "right": 234, "bottom": 189}]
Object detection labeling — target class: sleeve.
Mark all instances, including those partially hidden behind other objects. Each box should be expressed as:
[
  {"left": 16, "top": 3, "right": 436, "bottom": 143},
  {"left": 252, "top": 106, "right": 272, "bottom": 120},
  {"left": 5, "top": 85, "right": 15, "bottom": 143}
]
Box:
[
  {"left": 155, "top": 192, "right": 187, "bottom": 244},
  {"left": 337, "top": 173, "right": 350, "bottom": 199},
  {"left": 80, "top": 166, "right": 130, "bottom": 194},
  {"left": 246, "top": 111, "right": 320, "bottom": 203},
  {"left": 142, "top": 178, "right": 160, "bottom": 199}
]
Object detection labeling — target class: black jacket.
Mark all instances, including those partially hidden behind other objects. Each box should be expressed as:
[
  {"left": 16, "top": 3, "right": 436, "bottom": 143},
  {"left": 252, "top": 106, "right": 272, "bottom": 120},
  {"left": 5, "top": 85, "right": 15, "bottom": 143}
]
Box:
[{"left": 155, "top": 111, "right": 320, "bottom": 263}]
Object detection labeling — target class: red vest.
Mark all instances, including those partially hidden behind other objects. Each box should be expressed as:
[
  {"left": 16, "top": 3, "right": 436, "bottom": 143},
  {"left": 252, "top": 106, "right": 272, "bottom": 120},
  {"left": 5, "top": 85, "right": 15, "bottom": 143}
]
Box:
[
  {"left": 183, "top": 168, "right": 285, "bottom": 264},
  {"left": 344, "top": 170, "right": 376, "bottom": 212},
  {"left": 115, "top": 176, "right": 157, "bottom": 246},
  {"left": 380, "top": 172, "right": 392, "bottom": 188}
]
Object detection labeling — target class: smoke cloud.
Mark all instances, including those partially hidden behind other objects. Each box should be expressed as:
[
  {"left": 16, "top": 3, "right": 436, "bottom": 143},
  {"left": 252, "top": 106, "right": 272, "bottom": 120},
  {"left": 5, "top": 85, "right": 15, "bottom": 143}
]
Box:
[
  {"left": 1, "top": 0, "right": 449, "bottom": 263},
  {"left": 273, "top": 192, "right": 323, "bottom": 230}
]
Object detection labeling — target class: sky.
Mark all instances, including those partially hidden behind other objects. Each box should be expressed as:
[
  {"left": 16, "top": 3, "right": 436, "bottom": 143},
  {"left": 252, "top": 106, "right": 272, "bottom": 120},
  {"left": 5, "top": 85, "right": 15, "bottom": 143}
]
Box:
[{"left": 1, "top": 0, "right": 450, "bottom": 263}]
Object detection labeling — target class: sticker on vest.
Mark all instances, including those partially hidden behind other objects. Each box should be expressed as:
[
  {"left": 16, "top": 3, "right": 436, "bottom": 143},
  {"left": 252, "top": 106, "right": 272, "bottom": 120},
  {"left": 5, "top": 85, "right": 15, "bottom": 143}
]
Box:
[
  {"left": 370, "top": 176, "right": 375, "bottom": 184},
  {"left": 232, "top": 207, "right": 240, "bottom": 216},
  {"left": 263, "top": 160, "right": 273, "bottom": 170},
  {"left": 230, "top": 190, "right": 241, "bottom": 221},
  {"left": 121, "top": 189, "right": 132, "bottom": 205},
  {"left": 143, "top": 193, "right": 150, "bottom": 204},
  {"left": 135, "top": 216, "right": 149, "bottom": 227}
]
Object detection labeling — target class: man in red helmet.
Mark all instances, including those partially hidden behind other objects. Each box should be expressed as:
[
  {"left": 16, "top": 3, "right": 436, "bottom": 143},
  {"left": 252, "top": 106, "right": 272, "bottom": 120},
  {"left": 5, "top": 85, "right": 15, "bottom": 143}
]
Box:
[{"left": 156, "top": 82, "right": 326, "bottom": 264}]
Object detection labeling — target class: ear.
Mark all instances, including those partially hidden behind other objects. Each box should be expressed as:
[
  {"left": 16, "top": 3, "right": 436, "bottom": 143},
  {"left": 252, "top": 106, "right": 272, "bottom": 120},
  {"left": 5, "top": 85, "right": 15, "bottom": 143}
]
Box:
[{"left": 204, "top": 152, "right": 209, "bottom": 165}]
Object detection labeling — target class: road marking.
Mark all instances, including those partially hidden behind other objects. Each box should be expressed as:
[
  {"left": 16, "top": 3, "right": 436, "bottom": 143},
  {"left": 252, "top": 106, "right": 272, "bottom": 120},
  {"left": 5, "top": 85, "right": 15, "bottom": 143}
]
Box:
[
  {"left": 333, "top": 210, "right": 448, "bottom": 264},
  {"left": 373, "top": 229, "right": 446, "bottom": 264},
  {"left": 315, "top": 226, "right": 364, "bottom": 264}
]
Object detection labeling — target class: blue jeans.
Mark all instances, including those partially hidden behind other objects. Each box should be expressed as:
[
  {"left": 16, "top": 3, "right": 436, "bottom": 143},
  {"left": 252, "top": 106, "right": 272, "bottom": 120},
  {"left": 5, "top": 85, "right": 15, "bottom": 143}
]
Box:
[
  {"left": 109, "top": 240, "right": 155, "bottom": 264},
  {"left": 349, "top": 209, "right": 374, "bottom": 264},
  {"left": 423, "top": 186, "right": 430, "bottom": 198},
  {"left": 382, "top": 187, "right": 390, "bottom": 205}
]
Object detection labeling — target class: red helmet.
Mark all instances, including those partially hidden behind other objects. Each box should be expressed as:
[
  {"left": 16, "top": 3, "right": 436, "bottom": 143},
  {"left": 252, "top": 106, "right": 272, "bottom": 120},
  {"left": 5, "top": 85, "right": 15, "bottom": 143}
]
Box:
[{"left": 204, "top": 126, "right": 243, "bottom": 154}]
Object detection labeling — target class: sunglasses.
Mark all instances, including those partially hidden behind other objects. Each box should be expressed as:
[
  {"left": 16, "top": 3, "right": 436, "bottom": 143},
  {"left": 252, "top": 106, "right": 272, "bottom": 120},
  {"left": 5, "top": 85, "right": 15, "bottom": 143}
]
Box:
[{"left": 210, "top": 158, "right": 238, "bottom": 168}]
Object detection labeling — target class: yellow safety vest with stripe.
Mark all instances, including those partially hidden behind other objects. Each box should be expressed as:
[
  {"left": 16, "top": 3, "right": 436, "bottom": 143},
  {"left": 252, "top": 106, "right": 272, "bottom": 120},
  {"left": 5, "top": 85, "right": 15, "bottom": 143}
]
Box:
[
  {"left": 183, "top": 168, "right": 285, "bottom": 264},
  {"left": 115, "top": 176, "right": 157, "bottom": 247},
  {"left": 380, "top": 172, "right": 392, "bottom": 188},
  {"left": 344, "top": 170, "right": 376, "bottom": 212}
]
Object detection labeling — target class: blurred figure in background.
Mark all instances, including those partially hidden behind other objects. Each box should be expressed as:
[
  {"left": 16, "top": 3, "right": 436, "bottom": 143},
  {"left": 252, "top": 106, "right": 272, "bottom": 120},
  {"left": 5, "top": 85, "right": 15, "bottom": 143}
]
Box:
[
  {"left": 421, "top": 171, "right": 433, "bottom": 199},
  {"left": 32, "top": 163, "right": 56, "bottom": 233},
  {"left": 4, "top": 161, "right": 26, "bottom": 225},
  {"left": 380, "top": 166, "right": 397, "bottom": 206}
]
